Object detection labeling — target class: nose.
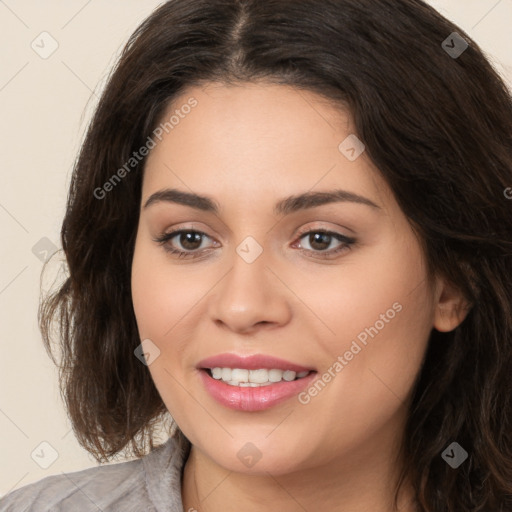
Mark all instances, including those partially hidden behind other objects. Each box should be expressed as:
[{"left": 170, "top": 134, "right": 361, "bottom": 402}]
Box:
[{"left": 208, "top": 249, "right": 292, "bottom": 335}]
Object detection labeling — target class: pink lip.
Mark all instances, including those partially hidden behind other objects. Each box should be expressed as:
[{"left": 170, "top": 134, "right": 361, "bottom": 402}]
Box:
[
  {"left": 198, "top": 369, "right": 317, "bottom": 411},
  {"left": 197, "top": 353, "right": 315, "bottom": 372}
]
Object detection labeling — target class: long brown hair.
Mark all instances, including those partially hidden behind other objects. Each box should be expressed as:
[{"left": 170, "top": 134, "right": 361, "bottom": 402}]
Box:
[{"left": 39, "top": 1, "right": 512, "bottom": 510}]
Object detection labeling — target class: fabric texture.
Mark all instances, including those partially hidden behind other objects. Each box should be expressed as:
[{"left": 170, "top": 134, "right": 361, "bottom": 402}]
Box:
[{"left": 0, "top": 431, "right": 191, "bottom": 512}]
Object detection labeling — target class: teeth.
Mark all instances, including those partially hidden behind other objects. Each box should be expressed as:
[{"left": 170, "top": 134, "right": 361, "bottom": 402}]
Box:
[
  {"left": 211, "top": 367, "right": 223, "bottom": 379},
  {"left": 269, "top": 369, "right": 285, "bottom": 382},
  {"left": 248, "top": 368, "right": 270, "bottom": 383},
  {"left": 209, "top": 367, "right": 311, "bottom": 386},
  {"left": 230, "top": 381, "right": 271, "bottom": 387},
  {"left": 231, "top": 369, "right": 249, "bottom": 382}
]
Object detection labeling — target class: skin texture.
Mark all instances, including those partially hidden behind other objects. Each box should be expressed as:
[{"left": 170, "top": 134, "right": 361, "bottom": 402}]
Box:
[{"left": 131, "top": 82, "right": 469, "bottom": 512}]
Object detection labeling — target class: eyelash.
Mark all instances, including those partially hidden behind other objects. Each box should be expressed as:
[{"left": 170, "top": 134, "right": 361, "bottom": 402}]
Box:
[{"left": 153, "top": 228, "right": 356, "bottom": 260}]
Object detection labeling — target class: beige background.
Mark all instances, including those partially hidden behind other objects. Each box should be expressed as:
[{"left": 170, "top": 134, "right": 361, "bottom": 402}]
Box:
[{"left": 1, "top": 0, "right": 511, "bottom": 496}]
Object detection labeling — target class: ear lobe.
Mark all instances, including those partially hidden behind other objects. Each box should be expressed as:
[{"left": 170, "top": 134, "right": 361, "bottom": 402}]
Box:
[{"left": 433, "top": 278, "right": 472, "bottom": 332}]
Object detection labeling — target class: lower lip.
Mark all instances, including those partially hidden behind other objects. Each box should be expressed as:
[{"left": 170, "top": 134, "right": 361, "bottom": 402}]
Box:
[{"left": 198, "top": 369, "right": 317, "bottom": 411}]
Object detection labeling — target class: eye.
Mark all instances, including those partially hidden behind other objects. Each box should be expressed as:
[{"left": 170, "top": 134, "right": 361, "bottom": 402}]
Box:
[
  {"left": 294, "top": 229, "right": 356, "bottom": 259},
  {"left": 153, "top": 229, "right": 217, "bottom": 258}
]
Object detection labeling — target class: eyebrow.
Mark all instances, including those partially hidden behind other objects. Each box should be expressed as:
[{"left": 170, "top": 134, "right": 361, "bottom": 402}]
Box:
[{"left": 143, "top": 188, "right": 381, "bottom": 215}]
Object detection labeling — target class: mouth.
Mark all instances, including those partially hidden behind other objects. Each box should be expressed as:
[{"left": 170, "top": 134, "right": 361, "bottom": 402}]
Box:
[
  {"left": 201, "top": 367, "right": 315, "bottom": 387},
  {"left": 196, "top": 353, "right": 318, "bottom": 411},
  {"left": 198, "top": 366, "right": 318, "bottom": 411}
]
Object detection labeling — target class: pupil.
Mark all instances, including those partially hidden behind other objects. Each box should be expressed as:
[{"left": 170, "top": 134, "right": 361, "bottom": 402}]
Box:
[
  {"left": 310, "top": 232, "right": 330, "bottom": 250},
  {"left": 181, "top": 232, "right": 201, "bottom": 250}
]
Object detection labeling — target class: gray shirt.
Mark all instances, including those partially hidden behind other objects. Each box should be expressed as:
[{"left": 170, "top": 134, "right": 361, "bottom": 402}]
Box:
[{"left": 0, "top": 432, "right": 191, "bottom": 511}]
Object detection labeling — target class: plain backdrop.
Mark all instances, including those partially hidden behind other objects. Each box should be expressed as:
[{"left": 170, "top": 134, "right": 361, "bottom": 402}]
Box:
[{"left": 1, "top": 0, "right": 511, "bottom": 496}]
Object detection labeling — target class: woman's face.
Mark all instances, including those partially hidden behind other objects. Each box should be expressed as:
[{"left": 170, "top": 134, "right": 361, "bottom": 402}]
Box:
[{"left": 131, "top": 82, "right": 452, "bottom": 476}]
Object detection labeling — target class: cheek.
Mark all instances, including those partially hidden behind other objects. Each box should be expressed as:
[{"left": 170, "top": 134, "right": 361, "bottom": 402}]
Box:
[
  {"left": 131, "top": 237, "right": 195, "bottom": 340},
  {"left": 307, "top": 233, "right": 434, "bottom": 397},
  {"left": 131, "top": 251, "right": 168, "bottom": 339},
  {"left": 130, "top": 237, "right": 199, "bottom": 424},
  {"left": 305, "top": 235, "right": 430, "bottom": 343}
]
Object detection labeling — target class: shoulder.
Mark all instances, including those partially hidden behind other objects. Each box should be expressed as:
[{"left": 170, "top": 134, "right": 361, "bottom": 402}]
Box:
[
  {"left": 0, "top": 457, "right": 147, "bottom": 512},
  {"left": 0, "top": 435, "right": 188, "bottom": 512}
]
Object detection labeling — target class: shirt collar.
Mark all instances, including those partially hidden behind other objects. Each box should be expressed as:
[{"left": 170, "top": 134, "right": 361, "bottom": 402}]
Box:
[{"left": 143, "top": 429, "right": 192, "bottom": 512}]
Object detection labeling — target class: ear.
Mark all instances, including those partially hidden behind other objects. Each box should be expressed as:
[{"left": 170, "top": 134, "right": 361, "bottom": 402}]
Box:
[{"left": 433, "top": 276, "right": 471, "bottom": 332}]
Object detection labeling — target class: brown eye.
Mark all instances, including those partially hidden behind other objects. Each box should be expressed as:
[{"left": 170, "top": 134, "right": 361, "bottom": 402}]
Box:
[
  {"left": 295, "top": 230, "right": 356, "bottom": 259},
  {"left": 153, "top": 230, "right": 215, "bottom": 258},
  {"left": 303, "top": 232, "right": 334, "bottom": 251},
  {"left": 174, "top": 231, "right": 203, "bottom": 251}
]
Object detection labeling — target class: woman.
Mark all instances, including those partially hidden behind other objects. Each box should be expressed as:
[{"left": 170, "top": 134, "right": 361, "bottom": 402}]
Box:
[{"left": 1, "top": 0, "right": 511, "bottom": 510}]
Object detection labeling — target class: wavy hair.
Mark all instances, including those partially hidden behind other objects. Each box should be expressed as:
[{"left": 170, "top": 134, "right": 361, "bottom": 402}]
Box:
[{"left": 39, "top": 0, "right": 512, "bottom": 510}]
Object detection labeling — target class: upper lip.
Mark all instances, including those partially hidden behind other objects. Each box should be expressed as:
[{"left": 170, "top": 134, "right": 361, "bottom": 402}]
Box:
[{"left": 197, "top": 353, "right": 316, "bottom": 372}]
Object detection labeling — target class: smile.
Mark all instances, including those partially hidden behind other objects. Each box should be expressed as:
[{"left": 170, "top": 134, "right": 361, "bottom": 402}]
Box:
[{"left": 206, "top": 367, "right": 312, "bottom": 386}]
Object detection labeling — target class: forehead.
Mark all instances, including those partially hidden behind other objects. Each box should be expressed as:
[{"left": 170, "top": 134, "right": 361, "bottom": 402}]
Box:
[{"left": 142, "top": 82, "right": 391, "bottom": 212}]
